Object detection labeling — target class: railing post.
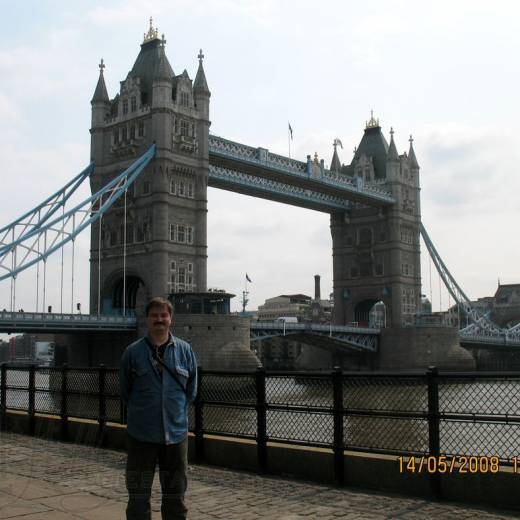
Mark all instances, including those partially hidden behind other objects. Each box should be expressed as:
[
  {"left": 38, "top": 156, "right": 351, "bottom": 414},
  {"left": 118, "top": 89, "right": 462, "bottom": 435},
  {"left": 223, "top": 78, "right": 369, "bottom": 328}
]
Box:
[
  {"left": 0, "top": 363, "right": 6, "bottom": 431},
  {"left": 97, "top": 364, "right": 106, "bottom": 446},
  {"left": 60, "top": 363, "right": 68, "bottom": 441},
  {"left": 28, "top": 365, "right": 36, "bottom": 436},
  {"left": 194, "top": 365, "right": 204, "bottom": 463},
  {"left": 427, "top": 366, "right": 441, "bottom": 498},
  {"left": 332, "top": 366, "right": 345, "bottom": 485},
  {"left": 256, "top": 366, "right": 267, "bottom": 474}
]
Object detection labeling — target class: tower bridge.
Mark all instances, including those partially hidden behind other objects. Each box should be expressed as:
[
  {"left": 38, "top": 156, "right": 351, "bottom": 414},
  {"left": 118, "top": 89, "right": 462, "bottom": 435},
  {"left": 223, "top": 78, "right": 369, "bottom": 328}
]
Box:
[{"left": 1, "top": 20, "right": 519, "bottom": 369}]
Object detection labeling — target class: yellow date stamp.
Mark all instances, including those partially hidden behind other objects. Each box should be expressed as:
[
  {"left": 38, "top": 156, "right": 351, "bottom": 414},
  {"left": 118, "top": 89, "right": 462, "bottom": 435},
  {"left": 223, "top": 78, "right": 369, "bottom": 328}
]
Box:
[{"left": 398, "top": 455, "right": 504, "bottom": 474}]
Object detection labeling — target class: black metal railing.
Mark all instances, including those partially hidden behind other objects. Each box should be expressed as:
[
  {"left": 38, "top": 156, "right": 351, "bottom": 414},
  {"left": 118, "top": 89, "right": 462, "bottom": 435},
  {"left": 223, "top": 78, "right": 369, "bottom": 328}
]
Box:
[{"left": 2, "top": 363, "right": 520, "bottom": 485}]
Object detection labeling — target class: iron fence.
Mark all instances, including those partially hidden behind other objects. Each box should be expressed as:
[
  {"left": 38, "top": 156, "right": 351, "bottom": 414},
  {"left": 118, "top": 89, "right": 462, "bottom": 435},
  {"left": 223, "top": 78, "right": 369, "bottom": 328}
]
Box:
[{"left": 2, "top": 363, "right": 520, "bottom": 484}]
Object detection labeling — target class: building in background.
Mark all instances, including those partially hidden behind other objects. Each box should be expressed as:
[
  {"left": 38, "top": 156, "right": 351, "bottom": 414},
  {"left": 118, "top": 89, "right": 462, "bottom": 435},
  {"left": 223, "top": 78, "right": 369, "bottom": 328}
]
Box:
[{"left": 255, "top": 275, "right": 334, "bottom": 369}]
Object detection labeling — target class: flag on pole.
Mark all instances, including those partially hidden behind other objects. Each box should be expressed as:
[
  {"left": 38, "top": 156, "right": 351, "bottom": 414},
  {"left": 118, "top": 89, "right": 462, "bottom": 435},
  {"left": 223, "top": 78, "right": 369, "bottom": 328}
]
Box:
[
  {"left": 246, "top": 273, "right": 252, "bottom": 283},
  {"left": 334, "top": 138, "right": 343, "bottom": 149},
  {"left": 288, "top": 122, "right": 293, "bottom": 140}
]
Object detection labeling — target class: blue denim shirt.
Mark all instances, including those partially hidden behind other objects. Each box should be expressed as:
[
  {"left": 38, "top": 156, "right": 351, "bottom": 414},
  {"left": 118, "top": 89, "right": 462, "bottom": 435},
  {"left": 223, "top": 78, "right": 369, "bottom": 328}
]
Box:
[{"left": 119, "top": 334, "right": 197, "bottom": 444}]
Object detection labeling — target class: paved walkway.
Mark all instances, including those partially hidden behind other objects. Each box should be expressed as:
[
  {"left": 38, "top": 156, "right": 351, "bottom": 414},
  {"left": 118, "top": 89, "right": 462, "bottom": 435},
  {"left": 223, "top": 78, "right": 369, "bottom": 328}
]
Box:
[{"left": 0, "top": 433, "right": 518, "bottom": 519}]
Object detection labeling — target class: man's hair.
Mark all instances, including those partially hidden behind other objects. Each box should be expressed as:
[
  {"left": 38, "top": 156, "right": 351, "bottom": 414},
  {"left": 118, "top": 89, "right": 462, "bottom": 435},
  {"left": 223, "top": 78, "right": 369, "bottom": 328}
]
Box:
[{"left": 145, "top": 297, "right": 173, "bottom": 317}]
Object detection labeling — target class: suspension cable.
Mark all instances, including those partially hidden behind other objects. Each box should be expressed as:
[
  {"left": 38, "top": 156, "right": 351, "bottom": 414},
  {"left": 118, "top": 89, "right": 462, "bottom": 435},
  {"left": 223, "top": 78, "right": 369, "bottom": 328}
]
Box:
[
  {"left": 71, "top": 214, "right": 75, "bottom": 314},
  {"left": 60, "top": 201, "right": 65, "bottom": 313},
  {"left": 123, "top": 184, "right": 127, "bottom": 317},
  {"left": 97, "top": 196, "right": 103, "bottom": 316},
  {"left": 36, "top": 210, "right": 40, "bottom": 312}
]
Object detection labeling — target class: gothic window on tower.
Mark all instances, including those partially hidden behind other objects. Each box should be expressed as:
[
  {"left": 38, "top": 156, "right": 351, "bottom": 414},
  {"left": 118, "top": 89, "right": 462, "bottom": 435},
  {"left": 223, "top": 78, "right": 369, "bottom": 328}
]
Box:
[
  {"left": 358, "top": 227, "right": 373, "bottom": 246},
  {"left": 138, "top": 120, "right": 145, "bottom": 137},
  {"left": 169, "top": 178, "right": 177, "bottom": 195},
  {"left": 110, "top": 228, "right": 118, "bottom": 247},
  {"left": 142, "top": 181, "right": 150, "bottom": 195},
  {"left": 131, "top": 96, "right": 137, "bottom": 112},
  {"left": 180, "top": 119, "right": 188, "bottom": 136},
  {"left": 177, "top": 225, "right": 186, "bottom": 243},
  {"left": 122, "top": 126, "right": 128, "bottom": 142},
  {"left": 169, "top": 224, "right": 176, "bottom": 242},
  {"left": 113, "top": 129, "right": 119, "bottom": 145},
  {"left": 123, "top": 99, "right": 128, "bottom": 115},
  {"left": 187, "top": 262, "right": 194, "bottom": 289},
  {"left": 136, "top": 221, "right": 144, "bottom": 243},
  {"left": 130, "top": 125, "right": 136, "bottom": 140},
  {"left": 187, "top": 182, "right": 194, "bottom": 198},
  {"left": 178, "top": 181, "right": 185, "bottom": 197},
  {"left": 180, "top": 92, "right": 190, "bottom": 107},
  {"left": 178, "top": 267, "right": 186, "bottom": 291}
]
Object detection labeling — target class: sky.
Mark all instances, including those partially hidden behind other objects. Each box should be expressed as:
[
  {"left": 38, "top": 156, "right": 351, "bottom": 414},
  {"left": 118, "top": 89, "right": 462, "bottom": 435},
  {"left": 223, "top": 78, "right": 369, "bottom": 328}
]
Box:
[{"left": 0, "top": 0, "right": 519, "bottom": 318}]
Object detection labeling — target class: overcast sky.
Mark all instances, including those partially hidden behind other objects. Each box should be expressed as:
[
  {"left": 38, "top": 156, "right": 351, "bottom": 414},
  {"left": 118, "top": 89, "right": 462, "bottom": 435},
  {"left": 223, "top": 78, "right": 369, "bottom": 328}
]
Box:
[{"left": 1, "top": 0, "right": 519, "bottom": 317}]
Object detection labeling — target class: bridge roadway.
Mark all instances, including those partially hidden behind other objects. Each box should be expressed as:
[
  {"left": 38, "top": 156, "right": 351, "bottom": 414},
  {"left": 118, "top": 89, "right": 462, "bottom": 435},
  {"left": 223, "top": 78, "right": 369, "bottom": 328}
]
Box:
[{"left": 2, "top": 311, "right": 519, "bottom": 350}]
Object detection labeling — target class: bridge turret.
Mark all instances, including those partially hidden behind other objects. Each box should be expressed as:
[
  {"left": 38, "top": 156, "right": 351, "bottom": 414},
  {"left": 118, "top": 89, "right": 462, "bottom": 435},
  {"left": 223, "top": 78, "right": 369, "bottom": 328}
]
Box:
[
  {"left": 193, "top": 49, "right": 210, "bottom": 119},
  {"left": 385, "top": 127, "right": 399, "bottom": 182},
  {"left": 151, "top": 37, "right": 174, "bottom": 111},
  {"left": 330, "top": 139, "right": 342, "bottom": 173},
  {"left": 90, "top": 59, "right": 111, "bottom": 164}
]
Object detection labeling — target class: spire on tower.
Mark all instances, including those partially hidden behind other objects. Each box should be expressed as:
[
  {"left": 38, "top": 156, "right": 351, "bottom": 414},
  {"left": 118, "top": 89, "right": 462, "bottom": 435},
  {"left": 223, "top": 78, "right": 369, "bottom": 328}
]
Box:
[
  {"left": 91, "top": 58, "right": 109, "bottom": 103},
  {"left": 365, "top": 110, "right": 380, "bottom": 129},
  {"left": 143, "top": 17, "right": 159, "bottom": 43},
  {"left": 387, "top": 126, "right": 399, "bottom": 161},
  {"left": 153, "top": 37, "right": 172, "bottom": 81},
  {"left": 194, "top": 48, "right": 210, "bottom": 95},
  {"left": 408, "top": 134, "right": 420, "bottom": 169},
  {"left": 330, "top": 138, "right": 342, "bottom": 172}
]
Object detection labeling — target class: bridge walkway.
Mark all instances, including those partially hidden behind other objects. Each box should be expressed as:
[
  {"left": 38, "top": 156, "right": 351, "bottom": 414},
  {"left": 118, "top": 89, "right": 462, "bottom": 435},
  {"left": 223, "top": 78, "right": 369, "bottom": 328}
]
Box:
[{"left": 0, "top": 433, "right": 516, "bottom": 519}]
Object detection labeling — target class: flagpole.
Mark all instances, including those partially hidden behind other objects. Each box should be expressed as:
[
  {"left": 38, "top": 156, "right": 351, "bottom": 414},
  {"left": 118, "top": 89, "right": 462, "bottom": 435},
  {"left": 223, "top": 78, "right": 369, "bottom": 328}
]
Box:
[{"left": 288, "top": 124, "right": 291, "bottom": 158}]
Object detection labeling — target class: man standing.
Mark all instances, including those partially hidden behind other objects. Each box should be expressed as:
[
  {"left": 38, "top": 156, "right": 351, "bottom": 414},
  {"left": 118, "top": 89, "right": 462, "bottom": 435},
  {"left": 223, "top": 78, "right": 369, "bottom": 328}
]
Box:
[{"left": 120, "top": 297, "right": 197, "bottom": 520}]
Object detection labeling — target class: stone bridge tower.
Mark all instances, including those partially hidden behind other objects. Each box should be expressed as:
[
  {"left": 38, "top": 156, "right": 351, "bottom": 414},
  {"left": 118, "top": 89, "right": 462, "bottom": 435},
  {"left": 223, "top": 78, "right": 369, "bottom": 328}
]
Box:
[
  {"left": 89, "top": 20, "right": 210, "bottom": 314},
  {"left": 331, "top": 114, "right": 421, "bottom": 327}
]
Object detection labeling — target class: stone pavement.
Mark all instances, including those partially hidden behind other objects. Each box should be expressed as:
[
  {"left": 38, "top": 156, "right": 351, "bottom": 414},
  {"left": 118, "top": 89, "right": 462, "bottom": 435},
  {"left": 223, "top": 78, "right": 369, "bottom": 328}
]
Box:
[{"left": 0, "top": 432, "right": 518, "bottom": 519}]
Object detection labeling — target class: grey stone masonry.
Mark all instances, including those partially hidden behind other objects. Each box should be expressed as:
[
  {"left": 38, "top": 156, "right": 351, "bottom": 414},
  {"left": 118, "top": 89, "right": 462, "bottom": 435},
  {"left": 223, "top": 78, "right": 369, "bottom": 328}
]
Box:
[
  {"left": 89, "top": 23, "right": 210, "bottom": 316},
  {"left": 331, "top": 125, "right": 421, "bottom": 327}
]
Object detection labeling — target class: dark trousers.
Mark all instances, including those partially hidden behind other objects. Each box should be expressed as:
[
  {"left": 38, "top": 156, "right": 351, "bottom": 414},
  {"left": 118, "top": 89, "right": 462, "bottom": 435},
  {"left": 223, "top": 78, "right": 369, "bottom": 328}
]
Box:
[{"left": 125, "top": 433, "right": 188, "bottom": 520}]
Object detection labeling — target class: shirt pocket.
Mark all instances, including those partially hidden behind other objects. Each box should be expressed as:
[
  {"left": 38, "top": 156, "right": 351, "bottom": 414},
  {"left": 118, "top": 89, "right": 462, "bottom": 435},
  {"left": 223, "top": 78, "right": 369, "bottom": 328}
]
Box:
[{"left": 132, "top": 365, "right": 154, "bottom": 393}]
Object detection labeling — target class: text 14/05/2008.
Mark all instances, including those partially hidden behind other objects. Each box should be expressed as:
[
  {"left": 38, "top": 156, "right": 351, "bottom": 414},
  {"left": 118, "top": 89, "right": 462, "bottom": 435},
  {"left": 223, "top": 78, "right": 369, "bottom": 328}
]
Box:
[{"left": 397, "top": 455, "right": 519, "bottom": 474}]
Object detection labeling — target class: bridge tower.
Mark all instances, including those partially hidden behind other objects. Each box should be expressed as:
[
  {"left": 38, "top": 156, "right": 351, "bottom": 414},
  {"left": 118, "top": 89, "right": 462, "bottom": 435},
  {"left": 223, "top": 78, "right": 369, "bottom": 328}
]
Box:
[
  {"left": 89, "top": 20, "right": 210, "bottom": 314},
  {"left": 331, "top": 115, "right": 421, "bottom": 326}
]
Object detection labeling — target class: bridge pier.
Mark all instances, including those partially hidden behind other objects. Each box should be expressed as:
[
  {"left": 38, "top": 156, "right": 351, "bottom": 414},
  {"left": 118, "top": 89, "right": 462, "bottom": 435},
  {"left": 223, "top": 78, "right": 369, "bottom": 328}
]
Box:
[{"left": 378, "top": 326, "right": 475, "bottom": 370}]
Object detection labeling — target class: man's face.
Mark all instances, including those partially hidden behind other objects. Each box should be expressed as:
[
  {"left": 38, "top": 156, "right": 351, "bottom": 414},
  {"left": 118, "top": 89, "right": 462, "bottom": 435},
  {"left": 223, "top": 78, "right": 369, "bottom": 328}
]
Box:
[{"left": 146, "top": 305, "right": 172, "bottom": 335}]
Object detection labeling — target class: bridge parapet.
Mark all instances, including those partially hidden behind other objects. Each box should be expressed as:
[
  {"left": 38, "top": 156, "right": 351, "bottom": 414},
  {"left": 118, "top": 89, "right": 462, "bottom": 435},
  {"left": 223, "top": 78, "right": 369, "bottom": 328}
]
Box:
[
  {"left": 209, "top": 134, "right": 394, "bottom": 204},
  {"left": 209, "top": 165, "right": 351, "bottom": 211},
  {"left": 250, "top": 321, "right": 379, "bottom": 352},
  {"left": 0, "top": 311, "right": 137, "bottom": 332},
  {"left": 209, "top": 135, "right": 306, "bottom": 174}
]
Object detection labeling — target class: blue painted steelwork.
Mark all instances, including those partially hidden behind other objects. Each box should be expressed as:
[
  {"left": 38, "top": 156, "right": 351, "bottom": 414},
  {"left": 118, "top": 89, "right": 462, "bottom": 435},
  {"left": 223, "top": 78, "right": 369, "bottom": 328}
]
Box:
[
  {"left": 0, "top": 145, "right": 155, "bottom": 282},
  {"left": 420, "top": 223, "right": 520, "bottom": 345},
  {"left": 0, "top": 163, "right": 94, "bottom": 252},
  {"left": 208, "top": 135, "right": 395, "bottom": 205},
  {"left": 0, "top": 310, "right": 136, "bottom": 332},
  {"left": 209, "top": 164, "right": 352, "bottom": 212},
  {"left": 250, "top": 321, "right": 379, "bottom": 351}
]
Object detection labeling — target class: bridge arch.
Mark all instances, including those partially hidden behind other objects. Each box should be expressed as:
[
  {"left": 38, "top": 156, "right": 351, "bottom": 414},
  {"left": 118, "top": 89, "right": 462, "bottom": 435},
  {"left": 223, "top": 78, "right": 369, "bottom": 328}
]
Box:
[
  {"left": 102, "top": 270, "right": 147, "bottom": 316},
  {"left": 354, "top": 299, "right": 386, "bottom": 327}
]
